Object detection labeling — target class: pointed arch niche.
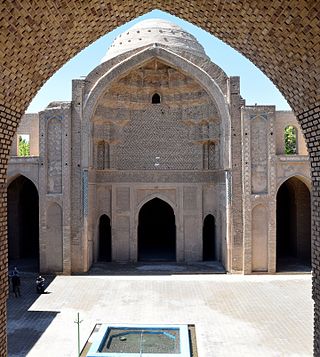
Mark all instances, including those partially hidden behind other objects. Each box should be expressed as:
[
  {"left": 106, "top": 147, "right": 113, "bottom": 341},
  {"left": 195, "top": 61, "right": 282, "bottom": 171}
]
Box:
[
  {"left": 7, "top": 175, "right": 39, "bottom": 269},
  {"left": 203, "top": 214, "right": 216, "bottom": 261},
  {"left": 138, "top": 198, "right": 176, "bottom": 261},
  {"left": 276, "top": 177, "right": 311, "bottom": 271},
  {"left": 98, "top": 214, "right": 112, "bottom": 262}
]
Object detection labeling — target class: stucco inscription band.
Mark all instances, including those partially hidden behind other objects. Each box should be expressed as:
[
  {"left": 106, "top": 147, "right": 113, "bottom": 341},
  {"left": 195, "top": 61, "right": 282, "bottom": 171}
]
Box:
[{"left": 1, "top": 1, "right": 319, "bottom": 355}]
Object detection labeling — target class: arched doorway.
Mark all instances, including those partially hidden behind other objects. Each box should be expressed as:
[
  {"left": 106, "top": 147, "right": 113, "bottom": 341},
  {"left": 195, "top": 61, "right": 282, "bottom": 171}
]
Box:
[
  {"left": 98, "top": 215, "right": 112, "bottom": 262},
  {"left": 203, "top": 214, "right": 216, "bottom": 261},
  {"left": 138, "top": 198, "right": 176, "bottom": 261},
  {"left": 276, "top": 177, "right": 311, "bottom": 271},
  {"left": 7, "top": 176, "right": 39, "bottom": 270}
]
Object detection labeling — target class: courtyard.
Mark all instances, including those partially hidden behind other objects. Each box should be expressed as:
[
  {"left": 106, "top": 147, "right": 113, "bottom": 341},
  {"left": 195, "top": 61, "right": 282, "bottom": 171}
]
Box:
[{"left": 8, "top": 267, "right": 312, "bottom": 357}]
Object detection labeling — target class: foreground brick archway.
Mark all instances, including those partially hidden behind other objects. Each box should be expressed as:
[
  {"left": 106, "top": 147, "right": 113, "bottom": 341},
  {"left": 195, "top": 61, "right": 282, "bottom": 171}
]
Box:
[{"left": 1, "top": 1, "right": 319, "bottom": 354}]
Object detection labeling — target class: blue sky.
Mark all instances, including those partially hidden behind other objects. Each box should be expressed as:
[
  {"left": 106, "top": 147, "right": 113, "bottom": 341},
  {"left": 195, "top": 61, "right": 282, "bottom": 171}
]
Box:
[{"left": 26, "top": 10, "right": 291, "bottom": 113}]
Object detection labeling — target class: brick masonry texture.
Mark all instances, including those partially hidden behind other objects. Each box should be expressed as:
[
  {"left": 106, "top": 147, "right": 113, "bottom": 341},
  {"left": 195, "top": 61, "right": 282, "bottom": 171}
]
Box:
[
  {"left": 0, "top": 1, "right": 319, "bottom": 356},
  {"left": 299, "top": 104, "right": 320, "bottom": 354}
]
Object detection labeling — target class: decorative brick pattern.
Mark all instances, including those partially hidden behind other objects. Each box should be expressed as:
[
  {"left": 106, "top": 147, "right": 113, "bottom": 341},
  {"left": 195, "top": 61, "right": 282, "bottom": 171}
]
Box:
[
  {"left": 229, "top": 77, "right": 243, "bottom": 270},
  {"left": 0, "top": 2, "right": 319, "bottom": 355},
  {"left": 92, "top": 59, "right": 220, "bottom": 171},
  {"left": 1, "top": 1, "right": 318, "bottom": 114},
  {"left": 251, "top": 115, "right": 268, "bottom": 194},
  {"left": 0, "top": 105, "right": 20, "bottom": 356},
  {"left": 299, "top": 103, "right": 320, "bottom": 355},
  {"left": 113, "top": 106, "right": 204, "bottom": 170},
  {"left": 47, "top": 117, "right": 62, "bottom": 193}
]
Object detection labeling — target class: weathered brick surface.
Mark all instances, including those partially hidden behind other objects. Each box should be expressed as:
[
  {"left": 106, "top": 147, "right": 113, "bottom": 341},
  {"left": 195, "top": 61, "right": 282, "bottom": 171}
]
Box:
[
  {"left": 229, "top": 77, "right": 244, "bottom": 271},
  {"left": 0, "top": 106, "right": 20, "bottom": 356},
  {"left": 0, "top": 1, "right": 319, "bottom": 355},
  {"left": 299, "top": 103, "right": 320, "bottom": 355},
  {"left": 1, "top": 1, "right": 318, "bottom": 114}
]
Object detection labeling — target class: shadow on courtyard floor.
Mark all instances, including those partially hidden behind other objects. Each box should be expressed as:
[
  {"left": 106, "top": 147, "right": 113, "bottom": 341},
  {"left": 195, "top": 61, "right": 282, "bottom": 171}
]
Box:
[
  {"left": 7, "top": 263, "right": 58, "bottom": 357},
  {"left": 83, "top": 261, "right": 226, "bottom": 276}
]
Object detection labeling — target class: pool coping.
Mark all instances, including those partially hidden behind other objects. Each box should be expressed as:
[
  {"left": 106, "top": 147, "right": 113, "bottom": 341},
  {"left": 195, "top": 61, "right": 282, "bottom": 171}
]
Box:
[{"left": 86, "top": 323, "right": 191, "bottom": 357}]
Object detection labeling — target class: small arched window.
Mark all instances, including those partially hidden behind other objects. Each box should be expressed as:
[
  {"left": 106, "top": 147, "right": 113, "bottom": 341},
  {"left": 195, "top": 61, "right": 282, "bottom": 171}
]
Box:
[
  {"left": 152, "top": 93, "right": 161, "bottom": 104},
  {"left": 284, "top": 125, "right": 297, "bottom": 154}
]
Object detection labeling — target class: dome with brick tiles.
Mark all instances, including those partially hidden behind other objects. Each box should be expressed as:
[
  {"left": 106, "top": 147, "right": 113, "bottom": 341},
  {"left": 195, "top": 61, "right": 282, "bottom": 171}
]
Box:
[{"left": 102, "top": 18, "right": 207, "bottom": 62}]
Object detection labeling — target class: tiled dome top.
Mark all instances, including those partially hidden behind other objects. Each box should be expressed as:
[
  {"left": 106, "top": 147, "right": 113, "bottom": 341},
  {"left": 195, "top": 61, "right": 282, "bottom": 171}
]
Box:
[{"left": 102, "top": 18, "right": 207, "bottom": 62}]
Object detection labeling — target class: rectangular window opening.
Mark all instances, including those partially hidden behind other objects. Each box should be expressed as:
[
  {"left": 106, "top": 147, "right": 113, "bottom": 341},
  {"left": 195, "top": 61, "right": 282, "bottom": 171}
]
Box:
[{"left": 18, "top": 134, "right": 30, "bottom": 157}]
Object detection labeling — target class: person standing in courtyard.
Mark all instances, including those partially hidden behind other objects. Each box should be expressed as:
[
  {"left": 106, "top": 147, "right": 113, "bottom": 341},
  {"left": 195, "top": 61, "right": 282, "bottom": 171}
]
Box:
[
  {"left": 11, "top": 271, "right": 21, "bottom": 298},
  {"left": 36, "top": 275, "right": 45, "bottom": 294}
]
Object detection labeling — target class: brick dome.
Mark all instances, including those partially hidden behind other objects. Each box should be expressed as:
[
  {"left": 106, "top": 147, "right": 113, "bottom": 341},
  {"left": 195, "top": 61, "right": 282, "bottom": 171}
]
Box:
[{"left": 102, "top": 18, "right": 208, "bottom": 62}]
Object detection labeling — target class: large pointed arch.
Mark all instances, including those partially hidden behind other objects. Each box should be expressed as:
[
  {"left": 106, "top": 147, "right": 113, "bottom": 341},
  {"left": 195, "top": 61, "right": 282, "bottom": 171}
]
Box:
[
  {"left": 83, "top": 46, "right": 231, "bottom": 170},
  {"left": 1, "top": 4, "right": 319, "bottom": 355}
]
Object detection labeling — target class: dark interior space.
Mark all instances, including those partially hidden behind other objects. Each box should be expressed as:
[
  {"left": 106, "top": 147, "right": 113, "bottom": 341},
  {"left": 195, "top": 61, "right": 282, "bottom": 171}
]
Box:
[
  {"left": 203, "top": 214, "right": 216, "bottom": 261},
  {"left": 152, "top": 93, "right": 161, "bottom": 104},
  {"left": 98, "top": 214, "right": 112, "bottom": 262},
  {"left": 7, "top": 176, "right": 39, "bottom": 269},
  {"left": 138, "top": 198, "right": 176, "bottom": 261},
  {"left": 276, "top": 177, "right": 311, "bottom": 271}
]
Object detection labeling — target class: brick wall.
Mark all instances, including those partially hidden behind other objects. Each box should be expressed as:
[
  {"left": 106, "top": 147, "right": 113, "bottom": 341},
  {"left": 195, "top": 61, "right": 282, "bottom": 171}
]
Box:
[
  {"left": 299, "top": 103, "right": 320, "bottom": 354},
  {"left": 0, "top": 105, "right": 20, "bottom": 356},
  {"left": 0, "top": 1, "right": 319, "bottom": 355}
]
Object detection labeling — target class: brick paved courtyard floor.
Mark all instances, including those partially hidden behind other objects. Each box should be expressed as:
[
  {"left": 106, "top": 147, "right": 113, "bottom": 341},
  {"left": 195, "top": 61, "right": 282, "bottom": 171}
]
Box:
[{"left": 7, "top": 267, "right": 313, "bottom": 357}]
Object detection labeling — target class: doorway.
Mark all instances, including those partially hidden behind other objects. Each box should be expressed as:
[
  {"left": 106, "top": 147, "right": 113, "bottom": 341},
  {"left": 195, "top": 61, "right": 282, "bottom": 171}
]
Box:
[
  {"left": 203, "top": 214, "right": 216, "bottom": 261},
  {"left": 7, "top": 175, "right": 39, "bottom": 270},
  {"left": 276, "top": 177, "right": 311, "bottom": 271},
  {"left": 138, "top": 198, "right": 176, "bottom": 261},
  {"left": 98, "top": 215, "right": 112, "bottom": 262}
]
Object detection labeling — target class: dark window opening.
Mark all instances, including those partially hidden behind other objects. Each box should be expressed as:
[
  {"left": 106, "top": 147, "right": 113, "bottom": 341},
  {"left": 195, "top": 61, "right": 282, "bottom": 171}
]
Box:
[{"left": 152, "top": 93, "right": 161, "bottom": 104}]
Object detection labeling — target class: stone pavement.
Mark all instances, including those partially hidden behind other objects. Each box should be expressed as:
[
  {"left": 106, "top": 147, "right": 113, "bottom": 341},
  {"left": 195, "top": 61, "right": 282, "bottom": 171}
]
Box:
[{"left": 7, "top": 269, "right": 313, "bottom": 357}]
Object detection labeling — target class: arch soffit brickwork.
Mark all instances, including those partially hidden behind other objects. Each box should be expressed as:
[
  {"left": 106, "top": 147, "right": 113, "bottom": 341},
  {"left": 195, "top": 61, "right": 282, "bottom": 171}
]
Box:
[
  {"left": 84, "top": 47, "right": 229, "bottom": 97},
  {"left": 0, "top": 5, "right": 319, "bottom": 355},
  {"left": 84, "top": 46, "right": 229, "bottom": 122},
  {"left": 83, "top": 46, "right": 231, "bottom": 169},
  {"left": 2, "top": 2, "right": 318, "bottom": 116},
  {"left": 277, "top": 174, "right": 312, "bottom": 193}
]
